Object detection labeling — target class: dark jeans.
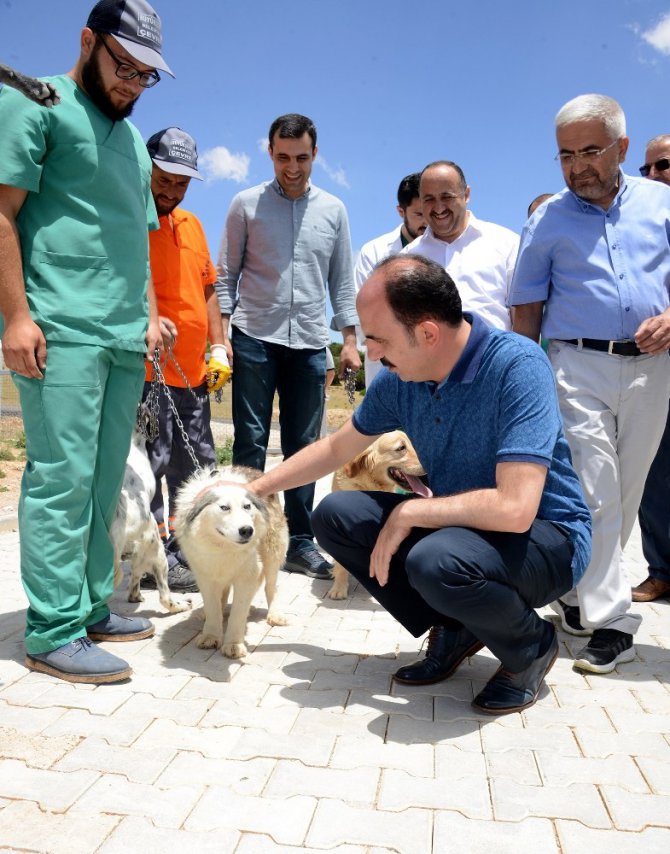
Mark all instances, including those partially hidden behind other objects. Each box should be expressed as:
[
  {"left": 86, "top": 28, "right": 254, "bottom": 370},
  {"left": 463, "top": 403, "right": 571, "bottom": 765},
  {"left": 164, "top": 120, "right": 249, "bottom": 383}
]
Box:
[
  {"left": 639, "top": 401, "right": 670, "bottom": 584},
  {"left": 143, "top": 381, "right": 216, "bottom": 531},
  {"left": 231, "top": 327, "right": 326, "bottom": 555},
  {"left": 313, "top": 491, "right": 574, "bottom": 672}
]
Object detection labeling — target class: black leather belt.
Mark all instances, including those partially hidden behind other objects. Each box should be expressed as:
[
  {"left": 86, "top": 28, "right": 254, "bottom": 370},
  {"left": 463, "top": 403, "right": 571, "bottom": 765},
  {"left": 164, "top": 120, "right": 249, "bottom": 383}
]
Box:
[{"left": 558, "top": 338, "right": 642, "bottom": 357}]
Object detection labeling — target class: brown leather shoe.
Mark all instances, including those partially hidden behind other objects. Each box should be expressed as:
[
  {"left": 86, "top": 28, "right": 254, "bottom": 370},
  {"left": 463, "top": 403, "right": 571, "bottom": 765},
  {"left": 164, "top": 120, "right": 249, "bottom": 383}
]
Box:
[{"left": 632, "top": 575, "right": 670, "bottom": 602}]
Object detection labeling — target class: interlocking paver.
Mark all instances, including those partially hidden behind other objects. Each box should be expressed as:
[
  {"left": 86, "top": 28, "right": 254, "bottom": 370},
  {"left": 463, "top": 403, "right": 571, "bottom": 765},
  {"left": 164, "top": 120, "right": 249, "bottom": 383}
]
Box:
[
  {"left": 185, "top": 789, "right": 316, "bottom": 844},
  {"left": 133, "top": 717, "right": 243, "bottom": 758},
  {"left": 291, "top": 706, "right": 386, "bottom": 741},
  {"left": 0, "top": 800, "right": 119, "bottom": 854},
  {"left": 264, "top": 759, "right": 379, "bottom": 804},
  {"left": 379, "top": 767, "right": 492, "bottom": 818},
  {"left": 485, "top": 748, "right": 541, "bottom": 785},
  {"left": 44, "top": 708, "right": 153, "bottom": 746},
  {"left": 70, "top": 775, "right": 202, "bottom": 828},
  {"left": 306, "top": 799, "right": 432, "bottom": 853},
  {"left": 98, "top": 815, "right": 239, "bottom": 853},
  {"left": 260, "top": 682, "right": 349, "bottom": 711},
  {"left": 0, "top": 758, "right": 99, "bottom": 810},
  {"left": 636, "top": 755, "right": 670, "bottom": 794},
  {"left": 331, "top": 735, "right": 434, "bottom": 776},
  {"left": 235, "top": 838, "right": 366, "bottom": 854},
  {"left": 54, "top": 736, "right": 176, "bottom": 783},
  {"left": 112, "top": 691, "right": 212, "bottom": 726},
  {"left": 607, "top": 707, "right": 670, "bottom": 735},
  {"left": 200, "top": 699, "right": 300, "bottom": 732},
  {"left": 156, "top": 751, "right": 275, "bottom": 794},
  {"left": 434, "top": 811, "right": 558, "bottom": 852},
  {"left": 556, "top": 819, "right": 670, "bottom": 853},
  {"left": 601, "top": 785, "right": 670, "bottom": 830},
  {"left": 0, "top": 697, "right": 66, "bottom": 733},
  {"left": 386, "top": 714, "right": 484, "bottom": 750},
  {"left": 482, "top": 722, "right": 580, "bottom": 754},
  {"left": 435, "top": 743, "right": 488, "bottom": 779},
  {"left": 537, "top": 752, "right": 649, "bottom": 791},
  {"left": 491, "top": 778, "right": 611, "bottom": 826},
  {"left": 0, "top": 724, "right": 79, "bottom": 768},
  {"left": 230, "top": 729, "right": 335, "bottom": 765},
  {"left": 574, "top": 727, "right": 670, "bottom": 758},
  {"left": 346, "top": 687, "right": 434, "bottom": 720}
]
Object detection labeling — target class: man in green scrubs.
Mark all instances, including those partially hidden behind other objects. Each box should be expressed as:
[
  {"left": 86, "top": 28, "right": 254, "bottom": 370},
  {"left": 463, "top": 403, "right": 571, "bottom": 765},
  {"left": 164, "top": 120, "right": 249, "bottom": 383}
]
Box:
[{"left": 0, "top": 0, "right": 173, "bottom": 683}]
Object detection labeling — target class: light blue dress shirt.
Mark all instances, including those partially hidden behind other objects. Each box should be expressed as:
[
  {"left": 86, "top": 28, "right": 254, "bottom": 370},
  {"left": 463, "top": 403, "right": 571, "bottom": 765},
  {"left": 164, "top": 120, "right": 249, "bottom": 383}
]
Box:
[
  {"left": 510, "top": 173, "right": 670, "bottom": 340},
  {"left": 215, "top": 178, "right": 357, "bottom": 348}
]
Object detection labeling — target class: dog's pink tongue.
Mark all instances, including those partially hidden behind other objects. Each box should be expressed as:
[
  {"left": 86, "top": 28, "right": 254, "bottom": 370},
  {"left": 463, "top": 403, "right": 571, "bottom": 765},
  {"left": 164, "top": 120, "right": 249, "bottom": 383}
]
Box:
[{"left": 405, "top": 474, "right": 433, "bottom": 498}]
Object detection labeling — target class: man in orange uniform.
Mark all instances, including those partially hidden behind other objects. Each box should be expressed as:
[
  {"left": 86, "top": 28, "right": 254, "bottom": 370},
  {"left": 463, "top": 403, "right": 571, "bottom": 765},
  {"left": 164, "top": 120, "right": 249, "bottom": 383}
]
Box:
[{"left": 142, "top": 127, "right": 229, "bottom": 592}]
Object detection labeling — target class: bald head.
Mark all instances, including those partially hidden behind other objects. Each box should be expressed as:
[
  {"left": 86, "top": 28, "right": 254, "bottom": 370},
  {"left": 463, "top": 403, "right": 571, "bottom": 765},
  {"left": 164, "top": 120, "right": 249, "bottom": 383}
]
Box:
[{"left": 641, "top": 135, "right": 670, "bottom": 185}]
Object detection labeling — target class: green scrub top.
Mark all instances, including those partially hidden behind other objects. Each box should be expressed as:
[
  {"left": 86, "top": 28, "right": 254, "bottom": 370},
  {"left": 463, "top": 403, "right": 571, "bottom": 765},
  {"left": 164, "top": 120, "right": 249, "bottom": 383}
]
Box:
[{"left": 0, "top": 75, "right": 158, "bottom": 351}]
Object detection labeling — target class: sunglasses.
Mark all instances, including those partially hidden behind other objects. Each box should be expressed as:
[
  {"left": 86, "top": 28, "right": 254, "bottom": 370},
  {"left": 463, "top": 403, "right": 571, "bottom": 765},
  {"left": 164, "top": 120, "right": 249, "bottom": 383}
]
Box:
[{"left": 639, "top": 158, "right": 670, "bottom": 177}]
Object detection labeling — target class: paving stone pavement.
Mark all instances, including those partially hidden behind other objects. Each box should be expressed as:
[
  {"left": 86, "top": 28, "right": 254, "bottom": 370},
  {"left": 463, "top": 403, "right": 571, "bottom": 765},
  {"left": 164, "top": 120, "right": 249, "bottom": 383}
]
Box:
[{"left": 0, "top": 472, "right": 669, "bottom": 852}]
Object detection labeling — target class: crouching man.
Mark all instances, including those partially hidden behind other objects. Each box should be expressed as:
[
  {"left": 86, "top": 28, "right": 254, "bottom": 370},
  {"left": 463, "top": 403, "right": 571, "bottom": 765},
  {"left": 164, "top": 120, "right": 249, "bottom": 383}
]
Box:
[{"left": 246, "top": 255, "right": 591, "bottom": 714}]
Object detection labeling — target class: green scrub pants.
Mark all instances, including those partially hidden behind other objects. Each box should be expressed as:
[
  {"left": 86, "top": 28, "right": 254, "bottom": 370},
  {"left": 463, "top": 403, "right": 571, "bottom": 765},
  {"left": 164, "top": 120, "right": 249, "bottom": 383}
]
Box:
[{"left": 13, "top": 342, "right": 145, "bottom": 654}]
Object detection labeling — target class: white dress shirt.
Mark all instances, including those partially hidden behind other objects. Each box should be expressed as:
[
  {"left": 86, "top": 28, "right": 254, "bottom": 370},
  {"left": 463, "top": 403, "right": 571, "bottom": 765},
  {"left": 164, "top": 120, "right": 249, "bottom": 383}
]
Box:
[{"left": 401, "top": 213, "right": 518, "bottom": 330}]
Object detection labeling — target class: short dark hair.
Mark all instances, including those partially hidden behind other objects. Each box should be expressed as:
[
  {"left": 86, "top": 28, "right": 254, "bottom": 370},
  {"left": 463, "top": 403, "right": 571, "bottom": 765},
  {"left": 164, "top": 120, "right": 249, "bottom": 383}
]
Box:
[
  {"left": 268, "top": 114, "right": 317, "bottom": 150},
  {"left": 396, "top": 173, "right": 421, "bottom": 209},
  {"left": 376, "top": 255, "right": 463, "bottom": 331},
  {"left": 527, "top": 193, "right": 554, "bottom": 218},
  {"left": 420, "top": 160, "right": 467, "bottom": 191}
]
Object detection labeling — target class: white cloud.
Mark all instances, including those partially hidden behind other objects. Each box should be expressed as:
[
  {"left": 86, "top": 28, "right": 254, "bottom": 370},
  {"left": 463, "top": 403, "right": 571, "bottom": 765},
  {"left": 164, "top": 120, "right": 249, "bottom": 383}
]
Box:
[
  {"left": 257, "top": 136, "right": 268, "bottom": 154},
  {"left": 199, "top": 146, "right": 250, "bottom": 183},
  {"left": 642, "top": 13, "right": 670, "bottom": 54},
  {"left": 315, "top": 154, "right": 350, "bottom": 189}
]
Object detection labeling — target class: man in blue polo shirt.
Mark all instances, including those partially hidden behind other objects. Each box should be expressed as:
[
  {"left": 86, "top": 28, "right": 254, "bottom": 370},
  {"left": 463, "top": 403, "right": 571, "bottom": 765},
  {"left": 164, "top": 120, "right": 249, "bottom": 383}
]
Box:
[
  {"left": 511, "top": 94, "right": 670, "bottom": 675},
  {"left": 244, "top": 254, "right": 591, "bottom": 716}
]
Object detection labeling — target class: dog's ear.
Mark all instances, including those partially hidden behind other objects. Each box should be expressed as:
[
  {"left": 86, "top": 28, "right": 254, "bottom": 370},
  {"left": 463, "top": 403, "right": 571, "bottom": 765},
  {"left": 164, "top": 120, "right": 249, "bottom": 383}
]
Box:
[
  {"left": 246, "top": 491, "right": 270, "bottom": 524},
  {"left": 343, "top": 449, "right": 371, "bottom": 479},
  {"left": 185, "top": 490, "right": 220, "bottom": 526}
]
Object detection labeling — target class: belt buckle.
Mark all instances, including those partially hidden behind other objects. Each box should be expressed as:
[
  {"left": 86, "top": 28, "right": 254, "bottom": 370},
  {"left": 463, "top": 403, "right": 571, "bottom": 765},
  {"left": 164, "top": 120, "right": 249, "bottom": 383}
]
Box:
[{"left": 608, "top": 341, "right": 615, "bottom": 355}]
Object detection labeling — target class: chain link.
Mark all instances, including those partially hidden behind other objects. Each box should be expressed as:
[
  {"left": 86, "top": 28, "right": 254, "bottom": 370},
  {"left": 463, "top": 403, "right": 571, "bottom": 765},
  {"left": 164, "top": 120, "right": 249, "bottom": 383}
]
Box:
[
  {"left": 344, "top": 367, "right": 357, "bottom": 407},
  {"left": 137, "top": 346, "right": 203, "bottom": 473}
]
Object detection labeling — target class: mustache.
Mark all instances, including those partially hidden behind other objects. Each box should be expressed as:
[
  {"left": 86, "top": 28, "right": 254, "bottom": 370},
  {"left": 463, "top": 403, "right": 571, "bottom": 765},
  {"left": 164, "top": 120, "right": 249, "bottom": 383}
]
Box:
[{"left": 380, "top": 357, "right": 394, "bottom": 368}]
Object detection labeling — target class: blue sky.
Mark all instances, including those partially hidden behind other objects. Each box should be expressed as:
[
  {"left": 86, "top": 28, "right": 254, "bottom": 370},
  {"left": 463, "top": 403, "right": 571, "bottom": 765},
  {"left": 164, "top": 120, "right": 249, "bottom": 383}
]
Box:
[{"left": 3, "top": 0, "right": 670, "bottom": 331}]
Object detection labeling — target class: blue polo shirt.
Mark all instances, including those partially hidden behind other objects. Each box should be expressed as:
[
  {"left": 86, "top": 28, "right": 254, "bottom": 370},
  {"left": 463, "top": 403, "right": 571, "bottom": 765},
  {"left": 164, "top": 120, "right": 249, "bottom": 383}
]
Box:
[
  {"left": 353, "top": 313, "right": 591, "bottom": 583},
  {"left": 510, "top": 172, "right": 670, "bottom": 340}
]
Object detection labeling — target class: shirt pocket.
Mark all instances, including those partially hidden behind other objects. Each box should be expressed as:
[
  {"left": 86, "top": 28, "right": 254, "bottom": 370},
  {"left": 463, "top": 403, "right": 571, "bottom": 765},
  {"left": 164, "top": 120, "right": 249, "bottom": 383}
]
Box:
[{"left": 29, "top": 250, "right": 110, "bottom": 322}]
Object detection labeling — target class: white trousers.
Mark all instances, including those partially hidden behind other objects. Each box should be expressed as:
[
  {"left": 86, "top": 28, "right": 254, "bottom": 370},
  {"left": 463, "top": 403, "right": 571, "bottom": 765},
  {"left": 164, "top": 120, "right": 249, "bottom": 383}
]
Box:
[{"left": 548, "top": 342, "right": 670, "bottom": 634}]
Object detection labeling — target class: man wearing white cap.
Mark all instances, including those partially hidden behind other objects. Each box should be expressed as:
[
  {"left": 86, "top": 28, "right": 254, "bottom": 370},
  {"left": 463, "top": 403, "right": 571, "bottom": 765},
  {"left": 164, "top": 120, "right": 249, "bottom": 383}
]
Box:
[
  {"left": 140, "top": 127, "right": 229, "bottom": 595},
  {"left": 0, "top": 0, "right": 172, "bottom": 684}
]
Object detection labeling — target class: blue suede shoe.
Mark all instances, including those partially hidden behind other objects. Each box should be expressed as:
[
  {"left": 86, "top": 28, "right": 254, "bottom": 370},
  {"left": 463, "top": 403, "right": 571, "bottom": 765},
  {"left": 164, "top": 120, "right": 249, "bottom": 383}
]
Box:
[
  {"left": 472, "top": 623, "right": 558, "bottom": 715},
  {"left": 25, "top": 637, "right": 131, "bottom": 684},
  {"left": 87, "top": 613, "right": 155, "bottom": 642}
]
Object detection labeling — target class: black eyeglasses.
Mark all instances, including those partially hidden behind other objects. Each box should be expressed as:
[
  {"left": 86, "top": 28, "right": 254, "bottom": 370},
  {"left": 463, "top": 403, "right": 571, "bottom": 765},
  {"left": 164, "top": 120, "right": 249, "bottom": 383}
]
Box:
[
  {"left": 639, "top": 158, "right": 670, "bottom": 178},
  {"left": 96, "top": 35, "right": 160, "bottom": 88}
]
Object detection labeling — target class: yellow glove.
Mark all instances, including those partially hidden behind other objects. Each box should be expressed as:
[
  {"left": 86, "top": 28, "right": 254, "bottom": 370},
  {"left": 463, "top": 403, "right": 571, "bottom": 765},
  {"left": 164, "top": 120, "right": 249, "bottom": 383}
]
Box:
[{"left": 206, "top": 345, "right": 232, "bottom": 392}]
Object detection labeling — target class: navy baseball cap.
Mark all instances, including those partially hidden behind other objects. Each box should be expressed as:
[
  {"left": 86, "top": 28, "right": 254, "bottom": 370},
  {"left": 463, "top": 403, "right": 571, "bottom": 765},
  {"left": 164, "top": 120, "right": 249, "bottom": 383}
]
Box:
[
  {"left": 87, "top": 0, "right": 174, "bottom": 77},
  {"left": 146, "top": 127, "right": 203, "bottom": 180}
]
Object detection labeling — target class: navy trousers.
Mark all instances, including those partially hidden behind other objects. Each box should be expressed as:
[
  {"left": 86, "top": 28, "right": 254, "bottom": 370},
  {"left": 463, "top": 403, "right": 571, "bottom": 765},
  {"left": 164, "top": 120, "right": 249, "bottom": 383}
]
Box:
[
  {"left": 313, "top": 491, "right": 574, "bottom": 672},
  {"left": 638, "top": 401, "right": 670, "bottom": 585}
]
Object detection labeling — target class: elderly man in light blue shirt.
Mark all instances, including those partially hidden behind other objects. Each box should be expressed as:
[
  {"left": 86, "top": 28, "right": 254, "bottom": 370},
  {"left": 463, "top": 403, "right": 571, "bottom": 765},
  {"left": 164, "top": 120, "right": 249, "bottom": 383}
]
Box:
[
  {"left": 216, "top": 113, "right": 360, "bottom": 580},
  {"left": 511, "top": 94, "right": 670, "bottom": 675}
]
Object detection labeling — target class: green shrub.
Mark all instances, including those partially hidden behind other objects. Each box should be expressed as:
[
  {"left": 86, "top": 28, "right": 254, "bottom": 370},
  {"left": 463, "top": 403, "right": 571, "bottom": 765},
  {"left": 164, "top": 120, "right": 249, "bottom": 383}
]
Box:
[{"left": 216, "top": 436, "right": 234, "bottom": 466}]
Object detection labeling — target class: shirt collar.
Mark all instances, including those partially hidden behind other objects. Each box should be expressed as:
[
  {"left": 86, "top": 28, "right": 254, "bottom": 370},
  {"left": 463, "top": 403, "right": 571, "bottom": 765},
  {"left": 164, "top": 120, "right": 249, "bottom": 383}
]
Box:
[
  {"left": 439, "top": 312, "right": 490, "bottom": 387},
  {"left": 271, "top": 177, "right": 312, "bottom": 201},
  {"left": 424, "top": 211, "right": 477, "bottom": 246}
]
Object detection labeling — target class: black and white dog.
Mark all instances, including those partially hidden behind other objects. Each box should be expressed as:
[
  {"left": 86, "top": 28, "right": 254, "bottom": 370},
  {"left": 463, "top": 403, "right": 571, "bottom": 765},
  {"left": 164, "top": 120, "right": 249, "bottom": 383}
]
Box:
[{"left": 111, "top": 427, "right": 191, "bottom": 615}]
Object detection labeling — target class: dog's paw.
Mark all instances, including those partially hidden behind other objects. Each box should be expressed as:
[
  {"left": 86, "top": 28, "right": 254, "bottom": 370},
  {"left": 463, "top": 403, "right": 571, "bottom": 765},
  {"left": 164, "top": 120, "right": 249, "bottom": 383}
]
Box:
[
  {"left": 163, "top": 598, "right": 192, "bottom": 614},
  {"left": 196, "top": 632, "right": 221, "bottom": 649},
  {"left": 127, "top": 590, "right": 144, "bottom": 604},
  {"left": 266, "top": 610, "right": 288, "bottom": 626},
  {"left": 222, "top": 641, "right": 247, "bottom": 658},
  {"left": 326, "top": 583, "right": 348, "bottom": 600}
]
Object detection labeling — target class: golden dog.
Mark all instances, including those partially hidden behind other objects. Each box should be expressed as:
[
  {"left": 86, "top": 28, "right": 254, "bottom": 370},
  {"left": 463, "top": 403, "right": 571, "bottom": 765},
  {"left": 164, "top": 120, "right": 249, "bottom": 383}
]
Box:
[{"left": 327, "top": 430, "right": 428, "bottom": 599}]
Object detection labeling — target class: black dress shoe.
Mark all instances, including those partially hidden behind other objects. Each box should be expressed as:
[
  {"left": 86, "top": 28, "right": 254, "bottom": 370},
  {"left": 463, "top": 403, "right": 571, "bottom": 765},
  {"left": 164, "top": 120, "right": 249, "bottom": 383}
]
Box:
[
  {"left": 393, "top": 624, "right": 484, "bottom": 686},
  {"left": 472, "top": 623, "right": 558, "bottom": 715}
]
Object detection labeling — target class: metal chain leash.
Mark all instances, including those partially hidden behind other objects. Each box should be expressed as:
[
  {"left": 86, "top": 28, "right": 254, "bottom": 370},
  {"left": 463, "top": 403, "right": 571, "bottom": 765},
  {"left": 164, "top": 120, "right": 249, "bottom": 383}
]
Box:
[
  {"left": 343, "top": 367, "right": 357, "bottom": 407},
  {"left": 137, "top": 347, "right": 203, "bottom": 473}
]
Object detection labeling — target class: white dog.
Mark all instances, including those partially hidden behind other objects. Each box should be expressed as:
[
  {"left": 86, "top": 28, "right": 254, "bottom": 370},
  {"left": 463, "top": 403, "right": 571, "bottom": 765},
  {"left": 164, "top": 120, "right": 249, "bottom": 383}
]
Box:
[
  {"left": 173, "top": 466, "right": 289, "bottom": 658},
  {"left": 111, "top": 429, "right": 190, "bottom": 614}
]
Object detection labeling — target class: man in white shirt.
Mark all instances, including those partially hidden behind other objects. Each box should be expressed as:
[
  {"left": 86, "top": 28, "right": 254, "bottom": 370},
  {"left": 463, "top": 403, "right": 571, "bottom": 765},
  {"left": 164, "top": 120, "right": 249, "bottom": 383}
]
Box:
[
  {"left": 354, "top": 173, "right": 425, "bottom": 385},
  {"left": 402, "top": 161, "right": 518, "bottom": 331}
]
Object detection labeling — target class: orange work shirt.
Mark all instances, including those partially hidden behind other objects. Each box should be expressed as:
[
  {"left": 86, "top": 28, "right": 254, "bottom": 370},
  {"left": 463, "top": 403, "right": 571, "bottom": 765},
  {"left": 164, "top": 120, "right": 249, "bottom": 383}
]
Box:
[{"left": 146, "top": 207, "right": 217, "bottom": 386}]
